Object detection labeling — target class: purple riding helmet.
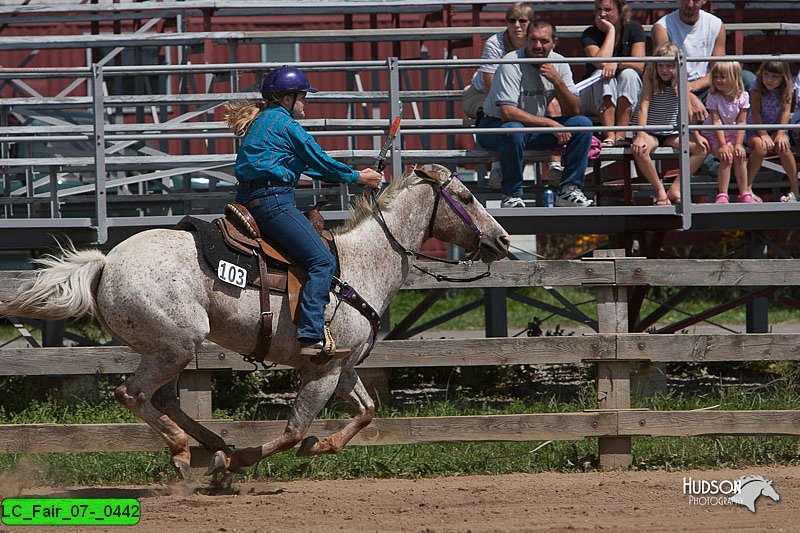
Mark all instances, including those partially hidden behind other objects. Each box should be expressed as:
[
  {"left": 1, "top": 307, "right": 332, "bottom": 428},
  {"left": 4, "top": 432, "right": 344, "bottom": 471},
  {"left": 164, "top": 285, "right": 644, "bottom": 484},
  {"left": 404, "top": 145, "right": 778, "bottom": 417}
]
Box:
[{"left": 261, "top": 65, "right": 319, "bottom": 99}]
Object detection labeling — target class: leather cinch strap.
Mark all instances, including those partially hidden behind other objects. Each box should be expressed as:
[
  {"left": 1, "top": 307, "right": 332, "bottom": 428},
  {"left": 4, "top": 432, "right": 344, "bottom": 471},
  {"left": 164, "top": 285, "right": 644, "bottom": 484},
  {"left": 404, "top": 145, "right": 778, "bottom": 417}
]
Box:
[{"left": 250, "top": 252, "right": 273, "bottom": 362}]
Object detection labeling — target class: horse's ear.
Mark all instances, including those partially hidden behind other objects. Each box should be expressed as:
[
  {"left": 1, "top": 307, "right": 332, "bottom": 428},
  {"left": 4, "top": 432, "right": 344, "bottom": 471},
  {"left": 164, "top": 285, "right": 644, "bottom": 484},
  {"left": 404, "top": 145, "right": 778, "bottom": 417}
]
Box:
[
  {"left": 414, "top": 164, "right": 452, "bottom": 184},
  {"left": 413, "top": 167, "right": 439, "bottom": 184}
]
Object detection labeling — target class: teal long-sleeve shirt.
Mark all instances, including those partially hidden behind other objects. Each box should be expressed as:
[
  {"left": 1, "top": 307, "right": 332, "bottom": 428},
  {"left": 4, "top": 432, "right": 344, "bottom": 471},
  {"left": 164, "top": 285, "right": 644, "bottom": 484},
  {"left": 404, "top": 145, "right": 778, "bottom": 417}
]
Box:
[{"left": 234, "top": 105, "right": 360, "bottom": 185}]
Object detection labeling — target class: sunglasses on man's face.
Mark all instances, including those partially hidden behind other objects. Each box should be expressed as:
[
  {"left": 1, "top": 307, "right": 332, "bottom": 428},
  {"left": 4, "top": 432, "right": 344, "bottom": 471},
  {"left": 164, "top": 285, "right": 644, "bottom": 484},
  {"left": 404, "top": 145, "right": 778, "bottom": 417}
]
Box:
[{"left": 506, "top": 18, "right": 529, "bottom": 25}]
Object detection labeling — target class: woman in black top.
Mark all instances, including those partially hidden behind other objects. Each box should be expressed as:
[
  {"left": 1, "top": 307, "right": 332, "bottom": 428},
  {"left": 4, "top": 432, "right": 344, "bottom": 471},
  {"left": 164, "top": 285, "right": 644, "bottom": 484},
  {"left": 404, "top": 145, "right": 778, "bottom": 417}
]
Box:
[{"left": 579, "top": 0, "right": 645, "bottom": 146}]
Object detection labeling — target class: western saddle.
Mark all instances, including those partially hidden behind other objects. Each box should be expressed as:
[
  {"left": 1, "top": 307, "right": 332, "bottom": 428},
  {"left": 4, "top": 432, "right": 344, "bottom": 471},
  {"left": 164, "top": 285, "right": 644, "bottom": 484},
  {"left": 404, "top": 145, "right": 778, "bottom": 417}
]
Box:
[{"left": 216, "top": 203, "right": 331, "bottom": 363}]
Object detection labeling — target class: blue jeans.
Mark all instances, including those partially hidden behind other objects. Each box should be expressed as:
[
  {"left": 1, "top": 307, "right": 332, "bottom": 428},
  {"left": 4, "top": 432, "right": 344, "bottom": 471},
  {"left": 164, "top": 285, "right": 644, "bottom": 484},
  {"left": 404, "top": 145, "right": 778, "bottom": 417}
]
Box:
[
  {"left": 476, "top": 115, "right": 592, "bottom": 198},
  {"left": 237, "top": 186, "right": 335, "bottom": 342}
]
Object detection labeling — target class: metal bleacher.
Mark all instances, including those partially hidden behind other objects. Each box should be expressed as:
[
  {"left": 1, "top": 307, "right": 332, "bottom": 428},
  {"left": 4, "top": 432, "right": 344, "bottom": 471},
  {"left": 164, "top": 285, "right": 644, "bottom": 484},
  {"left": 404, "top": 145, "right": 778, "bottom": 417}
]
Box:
[{"left": 1, "top": 0, "right": 800, "bottom": 252}]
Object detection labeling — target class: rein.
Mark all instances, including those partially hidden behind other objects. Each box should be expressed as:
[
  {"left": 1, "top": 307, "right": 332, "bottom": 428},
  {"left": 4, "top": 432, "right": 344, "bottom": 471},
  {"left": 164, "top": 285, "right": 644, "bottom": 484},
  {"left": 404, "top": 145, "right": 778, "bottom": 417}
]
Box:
[{"left": 373, "top": 172, "right": 491, "bottom": 283}]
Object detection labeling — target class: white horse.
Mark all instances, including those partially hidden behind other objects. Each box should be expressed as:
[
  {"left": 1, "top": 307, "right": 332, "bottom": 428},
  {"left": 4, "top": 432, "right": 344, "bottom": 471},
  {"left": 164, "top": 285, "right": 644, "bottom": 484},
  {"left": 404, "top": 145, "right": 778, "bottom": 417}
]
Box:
[{"left": 0, "top": 165, "right": 509, "bottom": 478}]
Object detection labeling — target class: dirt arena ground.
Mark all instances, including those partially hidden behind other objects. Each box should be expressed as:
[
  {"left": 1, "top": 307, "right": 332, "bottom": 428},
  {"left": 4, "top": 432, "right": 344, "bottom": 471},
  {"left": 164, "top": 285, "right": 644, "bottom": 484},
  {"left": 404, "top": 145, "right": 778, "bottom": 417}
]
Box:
[{"left": 2, "top": 465, "right": 798, "bottom": 532}]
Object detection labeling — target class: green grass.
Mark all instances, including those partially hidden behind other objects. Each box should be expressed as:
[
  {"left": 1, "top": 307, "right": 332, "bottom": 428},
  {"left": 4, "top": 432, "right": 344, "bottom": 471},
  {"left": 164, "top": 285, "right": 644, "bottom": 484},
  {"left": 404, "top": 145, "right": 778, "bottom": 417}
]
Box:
[
  {"left": 2, "top": 286, "right": 797, "bottom": 343},
  {"left": 390, "top": 286, "right": 800, "bottom": 332},
  {"left": 2, "top": 373, "right": 800, "bottom": 485}
]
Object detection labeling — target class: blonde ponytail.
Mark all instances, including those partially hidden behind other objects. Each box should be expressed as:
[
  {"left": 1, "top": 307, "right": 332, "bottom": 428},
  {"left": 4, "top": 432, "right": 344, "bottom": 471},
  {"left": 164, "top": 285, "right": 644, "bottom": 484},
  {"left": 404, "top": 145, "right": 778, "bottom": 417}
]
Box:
[{"left": 224, "top": 100, "right": 265, "bottom": 136}]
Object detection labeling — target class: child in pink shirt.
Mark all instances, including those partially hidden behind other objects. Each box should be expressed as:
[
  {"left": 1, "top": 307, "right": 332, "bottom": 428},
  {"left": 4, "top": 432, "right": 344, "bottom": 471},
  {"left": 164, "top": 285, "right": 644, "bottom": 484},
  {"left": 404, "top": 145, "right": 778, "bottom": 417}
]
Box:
[{"left": 701, "top": 61, "right": 752, "bottom": 203}]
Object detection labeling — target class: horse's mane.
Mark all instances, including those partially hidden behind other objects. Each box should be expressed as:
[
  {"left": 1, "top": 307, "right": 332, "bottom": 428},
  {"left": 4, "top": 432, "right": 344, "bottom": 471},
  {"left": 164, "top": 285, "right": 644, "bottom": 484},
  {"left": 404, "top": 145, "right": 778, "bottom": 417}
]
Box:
[
  {"left": 335, "top": 169, "right": 421, "bottom": 235},
  {"left": 739, "top": 475, "right": 767, "bottom": 485}
]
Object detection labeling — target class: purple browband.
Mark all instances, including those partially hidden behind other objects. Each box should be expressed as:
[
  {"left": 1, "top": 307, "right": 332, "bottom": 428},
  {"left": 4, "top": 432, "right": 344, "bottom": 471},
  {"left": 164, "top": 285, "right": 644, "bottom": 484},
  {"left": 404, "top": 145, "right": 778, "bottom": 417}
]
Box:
[{"left": 436, "top": 175, "right": 483, "bottom": 240}]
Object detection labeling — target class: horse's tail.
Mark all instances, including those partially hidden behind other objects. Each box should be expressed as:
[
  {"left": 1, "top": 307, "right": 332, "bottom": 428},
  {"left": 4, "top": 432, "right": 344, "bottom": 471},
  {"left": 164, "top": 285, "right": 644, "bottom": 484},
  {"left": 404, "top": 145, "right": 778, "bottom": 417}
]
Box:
[{"left": 0, "top": 245, "right": 106, "bottom": 320}]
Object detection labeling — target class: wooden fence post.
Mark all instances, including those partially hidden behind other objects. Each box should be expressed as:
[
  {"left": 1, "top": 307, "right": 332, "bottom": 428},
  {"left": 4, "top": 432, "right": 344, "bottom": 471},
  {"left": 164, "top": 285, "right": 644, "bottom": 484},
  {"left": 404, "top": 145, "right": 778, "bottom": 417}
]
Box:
[
  {"left": 179, "top": 370, "right": 214, "bottom": 470},
  {"left": 593, "top": 249, "right": 632, "bottom": 469},
  {"left": 745, "top": 230, "right": 769, "bottom": 333},
  {"left": 483, "top": 287, "right": 508, "bottom": 337},
  {"left": 359, "top": 309, "right": 392, "bottom": 405}
]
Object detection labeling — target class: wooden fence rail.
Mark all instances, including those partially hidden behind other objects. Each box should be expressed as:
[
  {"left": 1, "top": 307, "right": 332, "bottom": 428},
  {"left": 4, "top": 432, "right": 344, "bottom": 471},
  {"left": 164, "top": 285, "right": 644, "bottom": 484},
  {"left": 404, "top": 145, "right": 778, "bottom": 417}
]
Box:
[
  {"left": 1, "top": 333, "right": 799, "bottom": 375},
  {"left": 9, "top": 410, "right": 800, "bottom": 455},
  {"left": 1, "top": 255, "right": 799, "bottom": 468}
]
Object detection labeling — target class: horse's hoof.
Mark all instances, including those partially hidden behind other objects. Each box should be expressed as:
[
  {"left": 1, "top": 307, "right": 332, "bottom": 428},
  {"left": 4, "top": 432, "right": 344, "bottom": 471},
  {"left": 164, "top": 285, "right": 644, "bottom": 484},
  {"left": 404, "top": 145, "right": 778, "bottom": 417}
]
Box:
[
  {"left": 205, "top": 450, "right": 229, "bottom": 476},
  {"left": 208, "top": 471, "right": 234, "bottom": 491},
  {"left": 296, "top": 436, "right": 319, "bottom": 457},
  {"left": 173, "top": 459, "right": 191, "bottom": 480}
]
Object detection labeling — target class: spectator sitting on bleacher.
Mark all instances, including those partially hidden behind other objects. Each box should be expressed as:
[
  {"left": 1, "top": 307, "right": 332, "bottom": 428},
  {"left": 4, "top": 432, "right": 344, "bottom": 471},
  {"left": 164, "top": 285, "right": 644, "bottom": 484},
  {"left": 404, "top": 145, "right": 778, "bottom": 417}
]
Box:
[
  {"left": 579, "top": 0, "right": 644, "bottom": 147},
  {"left": 631, "top": 42, "right": 709, "bottom": 205},
  {"left": 746, "top": 61, "right": 798, "bottom": 203},
  {"left": 699, "top": 61, "right": 752, "bottom": 204},
  {"left": 463, "top": 2, "right": 533, "bottom": 121},
  {"left": 476, "top": 20, "right": 594, "bottom": 208},
  {"left": 462, "top": 2, "right": 537, "bottom": 190},
  {"left": 652, "top": 0, "right": 755, "bottom": 124}
]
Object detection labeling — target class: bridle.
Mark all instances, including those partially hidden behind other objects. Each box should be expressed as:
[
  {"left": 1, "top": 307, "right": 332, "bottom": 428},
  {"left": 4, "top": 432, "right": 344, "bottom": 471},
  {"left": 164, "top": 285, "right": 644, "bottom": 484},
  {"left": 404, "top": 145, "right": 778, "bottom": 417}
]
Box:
[
  {"left": 426, "top": 173, "right": 483, "bottom": 251},
  {"left": 323, "top": 170, "right": 490, "bottom": 366},
  {"left": 373, "top": 171, "right": 491, "bottom": 283}
]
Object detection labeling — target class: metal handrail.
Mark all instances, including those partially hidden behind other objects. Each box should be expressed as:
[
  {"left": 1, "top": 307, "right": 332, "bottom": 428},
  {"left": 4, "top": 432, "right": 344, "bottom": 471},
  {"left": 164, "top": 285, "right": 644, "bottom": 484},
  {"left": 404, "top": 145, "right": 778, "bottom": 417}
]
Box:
[{"left": 3, "top": 53, "right": 800, "bottom": 242}]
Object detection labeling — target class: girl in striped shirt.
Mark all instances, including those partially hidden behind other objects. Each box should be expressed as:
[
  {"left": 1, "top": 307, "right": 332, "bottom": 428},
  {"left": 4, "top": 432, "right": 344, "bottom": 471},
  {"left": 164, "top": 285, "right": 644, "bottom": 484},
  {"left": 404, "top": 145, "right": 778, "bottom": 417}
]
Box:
[{"left": 631, "top": 42, "right": 709, "bottom": 205}]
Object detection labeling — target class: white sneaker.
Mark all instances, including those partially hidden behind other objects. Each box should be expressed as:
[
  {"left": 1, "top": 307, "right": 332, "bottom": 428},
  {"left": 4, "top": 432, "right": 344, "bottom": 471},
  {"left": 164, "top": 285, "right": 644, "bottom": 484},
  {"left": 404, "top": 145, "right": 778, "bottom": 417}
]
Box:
[
  {"left": 555, "top": 185, "right": 593, "bottom": 207},
  {"left": 547, "top": 162, "right": 564, "bottom": 187},
  {"left": 501, "top": 195, "right": 525, "bottom": 208},
  {"left": 487, "top": 168, "right": 502, "bottom": 190}
]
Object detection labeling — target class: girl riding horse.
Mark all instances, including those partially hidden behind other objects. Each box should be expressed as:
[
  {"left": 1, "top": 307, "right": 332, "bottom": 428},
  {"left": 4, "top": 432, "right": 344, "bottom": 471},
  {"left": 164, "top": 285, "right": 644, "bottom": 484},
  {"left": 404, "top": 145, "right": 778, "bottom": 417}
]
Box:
[{"left": 225, "top": 66, "right": 383, "bottom": 359}]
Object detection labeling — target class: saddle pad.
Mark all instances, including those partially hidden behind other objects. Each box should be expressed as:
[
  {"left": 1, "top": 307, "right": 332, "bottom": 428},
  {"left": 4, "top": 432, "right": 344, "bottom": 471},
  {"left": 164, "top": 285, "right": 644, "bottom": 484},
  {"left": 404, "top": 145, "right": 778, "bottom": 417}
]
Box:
[{"left": 175, "top": 215, "right": 272, "bottom": 288}]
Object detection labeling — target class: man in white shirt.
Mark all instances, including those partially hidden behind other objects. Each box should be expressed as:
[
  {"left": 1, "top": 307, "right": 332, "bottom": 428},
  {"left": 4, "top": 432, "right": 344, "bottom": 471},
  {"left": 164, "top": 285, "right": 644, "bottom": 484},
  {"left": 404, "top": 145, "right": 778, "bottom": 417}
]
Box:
[
  {"left": 653, "top": 0, "right": 754, "bottom": 123},
  {"left": 477, "top": 20, "right": 594, "bottom": 208}
]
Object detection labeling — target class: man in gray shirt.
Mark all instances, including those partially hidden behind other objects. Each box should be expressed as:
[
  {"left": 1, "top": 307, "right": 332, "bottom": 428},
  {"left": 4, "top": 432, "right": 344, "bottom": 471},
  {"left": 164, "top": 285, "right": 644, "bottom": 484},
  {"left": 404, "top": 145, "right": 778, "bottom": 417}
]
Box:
[{"left": 477, "top": 19, "right": 594, "bottom": 207}]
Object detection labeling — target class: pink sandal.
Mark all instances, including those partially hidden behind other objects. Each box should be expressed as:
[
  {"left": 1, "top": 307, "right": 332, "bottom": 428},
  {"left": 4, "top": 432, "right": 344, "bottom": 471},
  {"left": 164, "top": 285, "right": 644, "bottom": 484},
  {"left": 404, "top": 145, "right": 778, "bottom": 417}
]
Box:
[
  {"left": 714, "top": 193, "right": 729, "bottom": 204},
  {"left": 738, "top": 192, "right": 758, "bottom": 204}
]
